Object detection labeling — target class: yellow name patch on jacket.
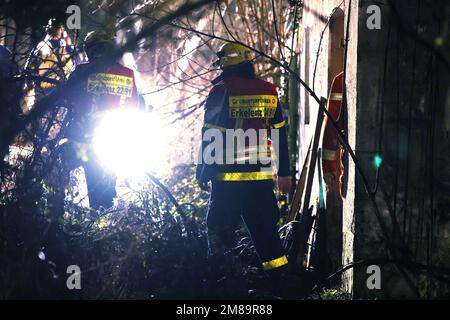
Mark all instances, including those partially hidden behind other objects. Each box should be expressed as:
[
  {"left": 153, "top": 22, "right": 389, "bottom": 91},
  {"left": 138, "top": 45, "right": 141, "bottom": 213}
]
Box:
[
  {"left": 87, "top": 73, "right": 133, "bottom": 97},
  {"left": 229, "top": 95, "right": 277, "bottom": 119}
]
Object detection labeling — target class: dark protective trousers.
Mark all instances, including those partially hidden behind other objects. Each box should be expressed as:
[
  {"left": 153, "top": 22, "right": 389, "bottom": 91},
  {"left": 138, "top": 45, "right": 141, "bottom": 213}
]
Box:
[
  {"left": 82, "top": 149, "right": 116, "bottom": 209},
  {"left": 206, "top": 180, "right": 287, "bottom": 270},
  {"left": 62, "top": 143, "right": 116, "bottom": 209}
]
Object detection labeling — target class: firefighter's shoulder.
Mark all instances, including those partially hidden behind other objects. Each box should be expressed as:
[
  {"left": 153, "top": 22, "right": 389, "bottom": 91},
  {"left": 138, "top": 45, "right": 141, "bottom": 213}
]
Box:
[
  {"left": 249, "top": 77, "right": 278, "bottom": 95},
  {"left": 208, "top": 80, "right": 226, "bottom": 95},
  {"left": 67, "top": 62, "right": 89, "bottom": 83},
  {"left": 105, "top": 62, "right": 135, "bottom": 77},
  {"left": 205, "top": 82, "right": 227, "bottom": 110}
]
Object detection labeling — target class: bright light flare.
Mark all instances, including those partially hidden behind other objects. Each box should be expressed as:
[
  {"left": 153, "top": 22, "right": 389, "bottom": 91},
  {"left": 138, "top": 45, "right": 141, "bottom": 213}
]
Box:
[{"left": 92, "top": 108, "right": 169, "bottom": 177}]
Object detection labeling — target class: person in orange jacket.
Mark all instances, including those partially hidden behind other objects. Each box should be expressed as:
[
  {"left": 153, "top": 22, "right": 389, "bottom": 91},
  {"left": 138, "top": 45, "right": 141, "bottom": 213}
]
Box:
[
  {"left": 321, "top": 71, "right": 345, "bottom": 271},
  {"left": 322, "top": 71, "right": 345, "bottom": 192}
]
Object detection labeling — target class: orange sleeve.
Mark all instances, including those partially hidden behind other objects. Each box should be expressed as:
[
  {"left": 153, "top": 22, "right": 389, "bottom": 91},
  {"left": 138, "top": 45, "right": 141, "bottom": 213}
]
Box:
[{"left": 322, "top": 72, "right": 343, "bottom": 173}]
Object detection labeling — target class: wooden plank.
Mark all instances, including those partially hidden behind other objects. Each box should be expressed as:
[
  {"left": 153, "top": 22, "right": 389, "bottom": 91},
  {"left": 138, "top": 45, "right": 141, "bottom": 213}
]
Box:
[{"left": 289, "top": 97, "right": 326, "bottom": 266}]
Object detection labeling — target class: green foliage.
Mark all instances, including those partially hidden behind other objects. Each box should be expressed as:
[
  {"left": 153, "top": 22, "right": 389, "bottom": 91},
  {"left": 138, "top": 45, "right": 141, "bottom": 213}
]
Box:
[
  {"left": 319, "top": 288, "right": 351, "bottom": 300},
  {"left": 0, "top": 161, "right": 282, "bottom": 299},
  {"left": 162, "top": 164, "right": 209, "bottom": 212}
]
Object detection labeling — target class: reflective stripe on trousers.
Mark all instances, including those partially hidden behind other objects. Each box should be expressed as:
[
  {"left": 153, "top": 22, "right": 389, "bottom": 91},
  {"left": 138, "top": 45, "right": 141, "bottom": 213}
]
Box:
[
  {"left": 215, "top": 171, "right": 273, "bottom": 181},
  {"left": 262, "top": 255, "right": 289, "bottom": 271}
]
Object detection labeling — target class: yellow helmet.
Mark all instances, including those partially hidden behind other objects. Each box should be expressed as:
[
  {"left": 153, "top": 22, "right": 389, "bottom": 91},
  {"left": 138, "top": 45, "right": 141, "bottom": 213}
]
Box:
[
  {"left": 215, "top": 42, "right": 254, "bottom": 69},
  {"left": 84, "top": 31, "right": 114, "bottom": 50},
  {"left": 84, "top": 31, "right": 115, "bottom": 60}
]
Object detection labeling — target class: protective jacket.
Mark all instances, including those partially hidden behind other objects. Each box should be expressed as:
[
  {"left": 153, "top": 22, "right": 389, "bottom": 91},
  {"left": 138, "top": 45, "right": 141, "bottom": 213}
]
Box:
[
  {"left": 322, "top": 71, "right": 345, "bottom": 174},
  {"left": 69, "top": 62, "right": 138, "bottom": 113},
  {"left": 199, "top": 63, "right": 290, "bottom": 273},
  {"left": 25, "top": 34, "right": 75, "bottom": 89},
  {"left": 63, "top": 61, "right": 139, "bottom": 209},
  {"left": 197, "top": 62, "right": 290, "bottom": 183},
  {"left": 66, "top": 62, "right": 139, "bottom": 141}
]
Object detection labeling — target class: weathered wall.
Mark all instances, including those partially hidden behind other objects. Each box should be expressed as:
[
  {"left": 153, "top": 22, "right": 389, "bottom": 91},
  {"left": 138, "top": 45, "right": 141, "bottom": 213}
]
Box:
[
  {"left": 299, "top": 0, "right": 358, "bottom": 294},
  {"left": 299, "top": 0, "right": 450, "bottom": 298},
  {"left": 353, "top": 0, "right": 450, "bottom": 298}
]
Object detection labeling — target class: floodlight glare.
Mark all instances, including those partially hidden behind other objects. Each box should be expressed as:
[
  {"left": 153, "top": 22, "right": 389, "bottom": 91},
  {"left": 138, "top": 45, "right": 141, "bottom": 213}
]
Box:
[{"left": 92, "top": 108, "right": 169, "bottom": 177}]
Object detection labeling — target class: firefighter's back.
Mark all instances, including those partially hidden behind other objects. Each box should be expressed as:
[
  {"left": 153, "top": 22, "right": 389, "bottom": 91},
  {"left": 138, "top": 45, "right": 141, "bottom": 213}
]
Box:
[{"left": 205, "top": 74, "right": 284, "bottom": 181}]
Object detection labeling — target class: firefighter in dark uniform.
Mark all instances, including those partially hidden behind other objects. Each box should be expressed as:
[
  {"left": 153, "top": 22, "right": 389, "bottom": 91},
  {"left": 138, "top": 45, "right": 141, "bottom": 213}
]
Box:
[
  {"left": 321, "top": 71, "right": 345, "bottom": 271},
  {"left": 197, "top": 42, "right": 292, "bottom": 278},
  {"left": 64, "top": 31, "right": 139, "bottom": 209}
]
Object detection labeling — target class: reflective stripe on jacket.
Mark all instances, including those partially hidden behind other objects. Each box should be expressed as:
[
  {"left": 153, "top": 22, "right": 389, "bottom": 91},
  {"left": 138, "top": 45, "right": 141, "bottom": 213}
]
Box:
[
  {"left": 322, "top": 71, "right": 344, "bottom": 174},
  {"left": 197, "top": 67, "right": 290, "bottom": 182}
]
